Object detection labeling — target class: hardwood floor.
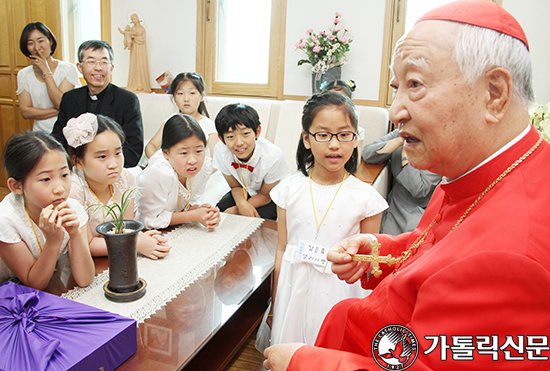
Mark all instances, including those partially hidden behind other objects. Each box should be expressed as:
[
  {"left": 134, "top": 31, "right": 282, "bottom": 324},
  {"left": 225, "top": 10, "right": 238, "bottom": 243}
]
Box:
[{"left": 224, "top": 327, "right": 265, "bottom": 371}]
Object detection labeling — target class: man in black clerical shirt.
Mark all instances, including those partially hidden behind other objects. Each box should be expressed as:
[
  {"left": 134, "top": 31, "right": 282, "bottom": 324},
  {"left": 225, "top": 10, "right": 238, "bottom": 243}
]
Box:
[{"left": 52, "top": 40, "right": 143, "bottom": 168}]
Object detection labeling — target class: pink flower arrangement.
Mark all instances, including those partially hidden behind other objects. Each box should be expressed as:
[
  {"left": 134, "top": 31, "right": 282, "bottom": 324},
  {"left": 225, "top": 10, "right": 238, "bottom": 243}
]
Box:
[{"left": 296, "top": 12, "right": 353, "bottom": 74}]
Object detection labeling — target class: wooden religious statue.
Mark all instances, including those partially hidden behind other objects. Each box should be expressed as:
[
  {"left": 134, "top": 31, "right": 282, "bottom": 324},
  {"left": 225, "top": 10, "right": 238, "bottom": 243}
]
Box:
[{"left": 118, "top": 13, "right": 152, "bottom": 93}]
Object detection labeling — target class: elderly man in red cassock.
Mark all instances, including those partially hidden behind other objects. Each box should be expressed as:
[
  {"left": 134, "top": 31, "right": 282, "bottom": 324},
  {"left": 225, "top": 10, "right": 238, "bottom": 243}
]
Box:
[{"left": 264, "top": 1, "right": 550, "bottom": 370}]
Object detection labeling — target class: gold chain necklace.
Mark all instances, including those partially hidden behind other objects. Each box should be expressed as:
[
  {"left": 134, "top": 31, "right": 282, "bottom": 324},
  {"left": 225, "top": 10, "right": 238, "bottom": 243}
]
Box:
[{"left": 392, "top": 137, "right": 542, "bottom": 276}]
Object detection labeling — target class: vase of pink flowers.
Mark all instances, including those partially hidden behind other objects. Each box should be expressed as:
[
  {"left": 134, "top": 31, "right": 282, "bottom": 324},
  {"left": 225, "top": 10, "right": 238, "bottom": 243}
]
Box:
[{"left": 295, "top": 12, "right": 353, "bottom": 93}]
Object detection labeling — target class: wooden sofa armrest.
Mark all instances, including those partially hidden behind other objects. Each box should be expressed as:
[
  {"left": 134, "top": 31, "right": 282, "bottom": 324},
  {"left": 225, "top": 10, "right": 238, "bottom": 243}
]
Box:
[{"left": 354, "top": 159, "right": 386, "bottom": 185}]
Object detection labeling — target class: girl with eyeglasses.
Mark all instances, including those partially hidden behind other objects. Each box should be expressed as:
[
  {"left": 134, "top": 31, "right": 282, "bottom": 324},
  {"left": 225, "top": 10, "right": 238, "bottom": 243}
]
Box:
[
  {"left": 17, "top": 22, "right": 81, "bottom": 133},
  {"left": 264, "top": 91, "right": 388, "bottom": 348}
]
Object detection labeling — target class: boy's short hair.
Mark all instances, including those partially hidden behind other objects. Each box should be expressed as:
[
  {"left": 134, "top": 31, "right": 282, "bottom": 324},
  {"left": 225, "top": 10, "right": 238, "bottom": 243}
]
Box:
[{"left": 215, "top": 103, "right": 261, "bottom": 140}]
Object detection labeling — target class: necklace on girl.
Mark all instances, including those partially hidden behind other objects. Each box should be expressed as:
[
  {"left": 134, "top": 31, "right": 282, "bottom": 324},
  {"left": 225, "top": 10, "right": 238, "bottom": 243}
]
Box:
[
  {"left": 25, "top": 208, "right": 43, "bottom": 252},
  {"left": 90, "top": 184, "right": 115, "bottom": 221},
  {"left": 178, "top": 179, "right": 193, "bottom": 212},
  {"left": 309, "top": 168, "right": 347, "bottom": 239}
]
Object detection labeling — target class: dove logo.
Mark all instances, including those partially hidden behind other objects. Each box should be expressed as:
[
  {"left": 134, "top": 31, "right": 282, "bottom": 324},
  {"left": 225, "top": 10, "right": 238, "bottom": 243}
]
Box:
[{"left": 372, "top": 325, "right": 419, "bottom": 370}]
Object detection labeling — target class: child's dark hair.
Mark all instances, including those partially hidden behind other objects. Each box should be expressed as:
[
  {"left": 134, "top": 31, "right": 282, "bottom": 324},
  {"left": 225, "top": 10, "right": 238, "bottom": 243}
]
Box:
[
  {"left": 321, "top": 79, "right": 356, "bottom": 99},
  {"left": 170, "top": 72, "right": 210, "bottom": 118},
  {"left": 68, "top": 114, "right": 126, "bottom": 161},
  {"left": 297, "top": 91, "right": 359, "bottom": 176},
  {"left": 3, "top": 131, "right": 67, "bottom": 183},
  {"left": 161, "top": 114, "right": 207, "bottom": 150},
  {"left": 215, "top": 103, "right": 261, "bottom": 140},
  {"left": 20, "top": 22, "right": 58, "bottom": 58}
]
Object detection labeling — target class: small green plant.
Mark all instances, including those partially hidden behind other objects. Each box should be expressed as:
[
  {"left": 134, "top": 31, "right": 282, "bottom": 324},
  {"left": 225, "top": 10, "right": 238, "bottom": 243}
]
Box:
[{"left": 88, "top": 188, "right": 139, "bottom": 234}]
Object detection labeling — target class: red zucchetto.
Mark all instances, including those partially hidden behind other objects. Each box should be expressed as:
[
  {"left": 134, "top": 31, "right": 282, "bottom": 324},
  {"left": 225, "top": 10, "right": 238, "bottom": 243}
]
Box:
[{"left": 417, "top": 0, "right": 529, "bottom": 50}]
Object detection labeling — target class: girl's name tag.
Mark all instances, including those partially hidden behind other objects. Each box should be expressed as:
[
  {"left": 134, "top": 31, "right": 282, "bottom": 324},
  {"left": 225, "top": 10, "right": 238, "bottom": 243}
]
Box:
[{"left": 297, "top": 240, "right": 328, "bottom": 267}]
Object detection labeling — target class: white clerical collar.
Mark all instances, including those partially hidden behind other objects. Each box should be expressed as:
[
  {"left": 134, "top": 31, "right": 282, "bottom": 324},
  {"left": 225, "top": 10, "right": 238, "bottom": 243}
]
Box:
[
  {"left": 89, "top": 94, "right": 98, "bottom": 101},
  {"left": 443, "top": 124, "right": 531, "bottom": 184}
]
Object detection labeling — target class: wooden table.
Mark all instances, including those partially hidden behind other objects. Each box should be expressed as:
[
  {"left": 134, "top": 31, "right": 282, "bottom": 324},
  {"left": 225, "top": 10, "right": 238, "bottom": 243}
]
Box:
[{"left": 46, "top": 219, "right": 277, "bottom": 371}]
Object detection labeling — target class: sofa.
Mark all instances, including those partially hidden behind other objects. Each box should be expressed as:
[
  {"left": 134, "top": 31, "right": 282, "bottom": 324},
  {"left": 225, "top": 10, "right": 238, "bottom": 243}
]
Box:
[{"left": 136, "top": 93, "right": 391, "bottom": 200}]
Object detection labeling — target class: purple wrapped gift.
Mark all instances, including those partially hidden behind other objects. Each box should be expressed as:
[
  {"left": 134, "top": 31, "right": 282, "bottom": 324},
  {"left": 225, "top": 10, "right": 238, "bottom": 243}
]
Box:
[{"left": 0, "top": 281, "right": 136, "bottom": 371}]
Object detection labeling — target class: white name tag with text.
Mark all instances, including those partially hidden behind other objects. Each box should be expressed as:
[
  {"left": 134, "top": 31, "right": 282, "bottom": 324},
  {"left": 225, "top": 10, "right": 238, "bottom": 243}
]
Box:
[{"left": 297, "top": 240, "right": 329, "bottom": 267}]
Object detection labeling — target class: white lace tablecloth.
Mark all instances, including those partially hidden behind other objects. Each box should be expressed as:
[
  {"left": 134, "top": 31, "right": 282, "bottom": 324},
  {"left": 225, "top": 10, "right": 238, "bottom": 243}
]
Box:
[{"left": 63, "top": 214, "right": 263, "bottom": 323}]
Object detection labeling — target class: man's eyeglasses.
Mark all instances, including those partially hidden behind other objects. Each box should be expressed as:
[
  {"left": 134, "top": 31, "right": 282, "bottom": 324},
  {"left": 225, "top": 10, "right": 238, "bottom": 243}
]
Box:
[
  {"left": 308, "top": 131, "right": 357, "bottom": 142},
  {"left": 82, "top": 60, "right": 111, "bottom": 67}
]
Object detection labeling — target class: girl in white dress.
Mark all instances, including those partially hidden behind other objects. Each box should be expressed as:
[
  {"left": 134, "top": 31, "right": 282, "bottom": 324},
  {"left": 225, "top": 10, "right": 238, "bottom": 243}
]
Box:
[
  {"left": 65, "top": 113, "right": 171, "bottom": 260},
  {"left": 268, "top": 91, "right": 388, "bottom": 345},
  {"left": 17, "top": 22, "right": 81, "bottom": 133},
  {"left": 0, "top": 131, "right": 94, "bottom": 289},
  {"left": 136, "top": 114, "right": 221, "bottom": 230},
  {"left": 145, "top": 72, "right": 219, "bottom": 158}
]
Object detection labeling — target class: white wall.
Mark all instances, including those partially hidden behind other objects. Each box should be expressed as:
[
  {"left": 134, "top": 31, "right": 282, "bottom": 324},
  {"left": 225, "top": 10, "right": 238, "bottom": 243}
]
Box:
[
  {"left": 283, "top": 1, "right": 386, "bottom": 100},
  {"left": 502, "top": 0, "right": 550, "bottom": 104},
  {"left": 109, "top": 0, "right": 550, "bottom": 104},
  {"left": 110, "top": 0, "right": 197, "bottom": 91}
]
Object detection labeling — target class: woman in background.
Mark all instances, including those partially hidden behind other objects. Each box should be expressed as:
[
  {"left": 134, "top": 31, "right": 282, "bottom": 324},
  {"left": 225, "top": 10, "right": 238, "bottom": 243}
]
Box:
[{"left": 17, "top": 22, "right": 80, "bottom": 133}]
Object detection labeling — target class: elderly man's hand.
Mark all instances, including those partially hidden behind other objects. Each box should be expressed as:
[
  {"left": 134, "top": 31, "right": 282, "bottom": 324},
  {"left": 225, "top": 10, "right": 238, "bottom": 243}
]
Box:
[
  {"left": 264, "top": 343, "right": 306, "bottom": 371},
  {"left": 328, "top": 234, "right": 378, "bottom": 284}
]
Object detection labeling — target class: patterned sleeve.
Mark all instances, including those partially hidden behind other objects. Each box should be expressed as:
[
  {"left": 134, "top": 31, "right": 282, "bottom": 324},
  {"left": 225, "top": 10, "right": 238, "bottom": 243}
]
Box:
[{"left": 116, "top": 169, "right": 137, "bottom": 202}]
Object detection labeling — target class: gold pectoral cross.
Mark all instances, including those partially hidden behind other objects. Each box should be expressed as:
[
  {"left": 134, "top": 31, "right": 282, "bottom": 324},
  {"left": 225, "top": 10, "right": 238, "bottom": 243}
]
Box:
[{"left": 349, "top": 241, "right": 396, "bottom": 278}]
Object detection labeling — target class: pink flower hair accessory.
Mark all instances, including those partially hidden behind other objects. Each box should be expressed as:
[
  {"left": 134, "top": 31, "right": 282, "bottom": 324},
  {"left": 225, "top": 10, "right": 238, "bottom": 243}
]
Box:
[{"left": 63, "top": 113, "right": 98, "bottom": 148}]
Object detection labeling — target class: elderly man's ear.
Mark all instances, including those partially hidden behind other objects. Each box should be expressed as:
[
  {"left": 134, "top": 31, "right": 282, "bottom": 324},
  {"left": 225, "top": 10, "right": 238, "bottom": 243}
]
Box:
[{"left": 485, "top": 67, "right": 513, "bottom": 124}]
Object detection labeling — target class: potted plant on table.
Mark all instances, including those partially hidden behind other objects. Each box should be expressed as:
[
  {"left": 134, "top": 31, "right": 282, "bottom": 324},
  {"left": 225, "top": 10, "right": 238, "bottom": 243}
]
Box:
[
  {"left": 92, "top": 188, "right": 147, "bottom": 302},
  {"left": 295, "top": 12, "right": 353, "bottom": 93}
]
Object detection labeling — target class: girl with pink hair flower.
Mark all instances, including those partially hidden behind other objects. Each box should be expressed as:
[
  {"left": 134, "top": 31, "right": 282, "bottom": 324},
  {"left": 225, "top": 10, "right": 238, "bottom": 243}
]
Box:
[{"left": 65, "top": 113, "right": 171, "bottom": 260}]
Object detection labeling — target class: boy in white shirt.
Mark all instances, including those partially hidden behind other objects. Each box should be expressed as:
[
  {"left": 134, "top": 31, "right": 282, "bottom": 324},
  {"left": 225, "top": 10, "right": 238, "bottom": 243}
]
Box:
[{"left": 214, "top": 103, "right": 290, "bottom": 220}]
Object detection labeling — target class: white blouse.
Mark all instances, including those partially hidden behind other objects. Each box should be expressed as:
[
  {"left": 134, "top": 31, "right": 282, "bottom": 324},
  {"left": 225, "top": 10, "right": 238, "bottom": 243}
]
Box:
[
  {"left": 0, "top": 193, "right": 88, "bottom": 282},
  {"left": 16, "top": 61, "right": 81, "bottom": 133},
  {"left": 136, "top": 151, "right": 213, "bottom": 229}
]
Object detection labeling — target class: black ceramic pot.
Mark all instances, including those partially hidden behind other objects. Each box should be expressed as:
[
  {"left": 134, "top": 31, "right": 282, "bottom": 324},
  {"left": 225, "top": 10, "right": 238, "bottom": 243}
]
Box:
[{"left": 96, "top": 220, "right": 144, "bottom": 294}]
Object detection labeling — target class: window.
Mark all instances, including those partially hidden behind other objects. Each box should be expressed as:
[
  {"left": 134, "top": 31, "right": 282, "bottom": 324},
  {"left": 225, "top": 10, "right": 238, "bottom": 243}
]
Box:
[
  {"left": 59, "top": 0, "right": 110, "bottom": 64},
  {"left": 197, "top": 0, "right": 286, "bottom": 98}
]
